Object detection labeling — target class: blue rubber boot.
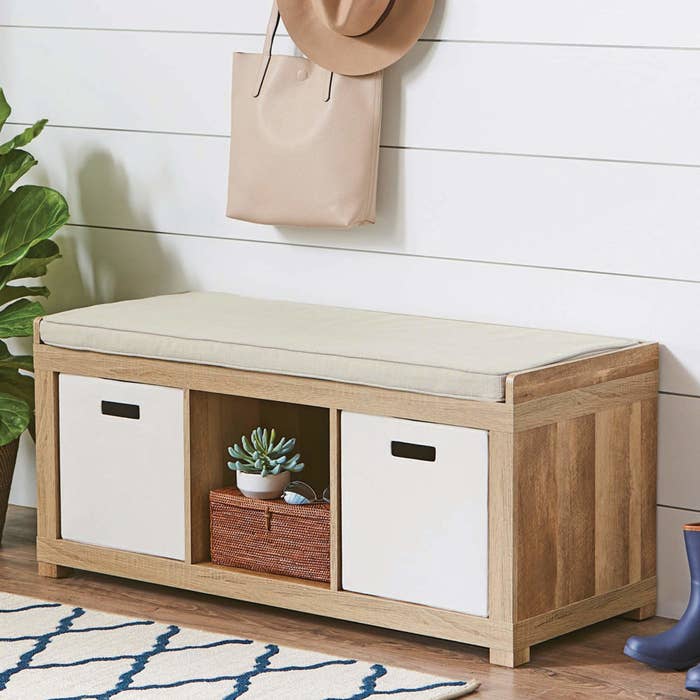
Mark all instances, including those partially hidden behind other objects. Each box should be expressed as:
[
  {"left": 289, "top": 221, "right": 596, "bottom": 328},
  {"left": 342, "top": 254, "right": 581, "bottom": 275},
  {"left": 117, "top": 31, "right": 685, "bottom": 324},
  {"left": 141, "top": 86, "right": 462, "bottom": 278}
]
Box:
[
  {"left": 687, "top": 663, "right": 700, "bottom": 693},
  {"left": 624, "top": 524, "right": 700, "bottom": 670}
]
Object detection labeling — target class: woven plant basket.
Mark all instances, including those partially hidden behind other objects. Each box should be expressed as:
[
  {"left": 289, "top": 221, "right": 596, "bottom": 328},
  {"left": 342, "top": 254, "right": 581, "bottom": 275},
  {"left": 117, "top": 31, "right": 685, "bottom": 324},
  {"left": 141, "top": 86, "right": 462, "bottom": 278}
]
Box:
[
  {"left": 0, "top": 438, "right": 20, "bottom": 545},
  {"left": 210, "top": 487, "right": 330, "bottom": 583}
]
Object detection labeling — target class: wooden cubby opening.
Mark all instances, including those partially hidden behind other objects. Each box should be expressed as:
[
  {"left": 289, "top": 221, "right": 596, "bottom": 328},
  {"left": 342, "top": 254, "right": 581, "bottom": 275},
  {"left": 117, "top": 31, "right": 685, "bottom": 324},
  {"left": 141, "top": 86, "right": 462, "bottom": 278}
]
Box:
[{"left": 187, "top": 390, "right": 331, "bottom": 570}]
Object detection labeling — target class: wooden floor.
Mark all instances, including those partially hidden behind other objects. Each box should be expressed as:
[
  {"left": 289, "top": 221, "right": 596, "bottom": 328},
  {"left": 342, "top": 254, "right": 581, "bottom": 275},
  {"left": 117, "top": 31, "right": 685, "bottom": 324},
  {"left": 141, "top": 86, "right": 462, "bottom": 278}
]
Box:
[{"left": 0, "top": 506, "right": 689, "bottom": 699}]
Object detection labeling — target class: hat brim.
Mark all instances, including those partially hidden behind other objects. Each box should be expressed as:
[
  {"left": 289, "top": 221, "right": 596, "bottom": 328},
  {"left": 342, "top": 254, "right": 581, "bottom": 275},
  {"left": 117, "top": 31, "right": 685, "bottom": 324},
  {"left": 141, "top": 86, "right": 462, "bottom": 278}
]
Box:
[{"left": 277, "top": 0, "right": 434, "bottom": 76}]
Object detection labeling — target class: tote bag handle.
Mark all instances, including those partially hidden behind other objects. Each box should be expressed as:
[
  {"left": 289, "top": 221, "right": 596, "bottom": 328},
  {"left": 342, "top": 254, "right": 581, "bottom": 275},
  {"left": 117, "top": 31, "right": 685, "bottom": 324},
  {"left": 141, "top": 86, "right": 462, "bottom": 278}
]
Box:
[{"left": 253, "top": 1, "right": 334, "bottom": 102}]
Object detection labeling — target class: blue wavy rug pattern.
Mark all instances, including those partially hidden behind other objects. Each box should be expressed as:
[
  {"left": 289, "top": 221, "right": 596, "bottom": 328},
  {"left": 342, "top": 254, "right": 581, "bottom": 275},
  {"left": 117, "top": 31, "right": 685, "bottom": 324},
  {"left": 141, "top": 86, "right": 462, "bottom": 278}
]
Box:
[{"left": 0, "top": 592, "right": 480, "bottom": 699}]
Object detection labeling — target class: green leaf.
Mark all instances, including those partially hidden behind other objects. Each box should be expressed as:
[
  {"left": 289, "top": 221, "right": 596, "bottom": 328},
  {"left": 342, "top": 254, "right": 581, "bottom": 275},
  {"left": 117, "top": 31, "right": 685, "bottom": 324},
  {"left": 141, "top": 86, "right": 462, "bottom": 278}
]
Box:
[
  {"left": 0, "top": 90, "right": 10, "bottom": 132},
  {"left": 0, "top": 185, "right": 68, "bottom": 267},
  {"left": 0, "top": 368, "right": 34, "bottom": 411},
  {"left": 0, "top": 150, "right": 37, "bottom": 200},
  {"left": 0, "top": 298, "right": 44, "bottom": 337},
  {"left": 0, "top": 368, "right": 34, "bottom": 440},
  {"left": 0, "top": 340, "right": 33, "bottom": 371},
  {"left": 0, "top": 391, "right": 30, "bottom": 447},
  {"left": 252, "top": 428, "right": 264, "bottom": 453},
  {"left": 0, "top": 355, "right": 32, "bottom": 371},
  {"left": 0, "top": 284, "right": 48, "bottom": 307},
  {"left": 7, "top": 239, "right": 61, "bottom": 283},
  {"left": 0, "top": 119, "right": 47, "bottom": 155},
  {"left": 0, "top": 266, "right": 13, "bottom": 292}
]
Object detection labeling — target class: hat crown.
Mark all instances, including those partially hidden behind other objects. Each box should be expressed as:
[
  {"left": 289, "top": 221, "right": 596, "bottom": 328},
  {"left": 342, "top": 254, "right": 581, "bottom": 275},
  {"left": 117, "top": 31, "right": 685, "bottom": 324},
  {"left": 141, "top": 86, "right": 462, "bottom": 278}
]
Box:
[{"left": 317, "top": 0, "right": 393, "bottom": 37}]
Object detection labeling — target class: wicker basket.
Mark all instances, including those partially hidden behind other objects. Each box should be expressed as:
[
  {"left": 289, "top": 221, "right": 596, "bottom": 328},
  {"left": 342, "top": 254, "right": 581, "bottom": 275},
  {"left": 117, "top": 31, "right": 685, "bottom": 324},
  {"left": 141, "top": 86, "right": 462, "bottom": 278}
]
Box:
[{"left": 210, "top": 488, "right": 330, "bottom": 583}]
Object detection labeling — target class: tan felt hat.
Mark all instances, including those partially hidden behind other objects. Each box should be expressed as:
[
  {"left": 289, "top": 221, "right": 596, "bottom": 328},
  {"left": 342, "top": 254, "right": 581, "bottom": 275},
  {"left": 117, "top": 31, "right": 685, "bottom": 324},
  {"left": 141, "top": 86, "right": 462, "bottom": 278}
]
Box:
[{"left": 277, "top": 0, "right": 435, "bottom": 76}]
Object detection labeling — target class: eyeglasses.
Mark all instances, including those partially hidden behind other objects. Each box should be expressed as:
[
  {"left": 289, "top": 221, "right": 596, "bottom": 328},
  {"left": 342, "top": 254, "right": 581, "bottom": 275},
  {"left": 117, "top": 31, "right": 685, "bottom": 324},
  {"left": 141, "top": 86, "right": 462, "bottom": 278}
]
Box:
[{"left": 282, "top": 481, "right": 330, "bottom": 505}]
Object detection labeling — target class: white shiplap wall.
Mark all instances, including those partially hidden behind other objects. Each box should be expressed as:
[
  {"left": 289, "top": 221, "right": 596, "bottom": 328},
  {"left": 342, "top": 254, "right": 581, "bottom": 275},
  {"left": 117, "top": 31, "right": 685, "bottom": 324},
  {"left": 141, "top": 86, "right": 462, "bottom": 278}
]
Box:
[{"left": 2, "top": 1, "right": 698, "bottom": 619}]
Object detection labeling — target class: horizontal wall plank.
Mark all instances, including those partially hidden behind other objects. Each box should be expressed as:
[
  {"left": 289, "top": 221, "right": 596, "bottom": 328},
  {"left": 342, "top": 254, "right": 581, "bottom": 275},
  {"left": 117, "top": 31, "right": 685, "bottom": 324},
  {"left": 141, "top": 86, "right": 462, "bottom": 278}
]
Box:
[
  {"left": 0, "top": 29, "right": 280, "bottom": 136},
  {"left": 425, "top": 1, "right": 700, "bottom": 47},
  {"left": 0, "top": 1, "right": 280, "bottom": 34},
  {"left": 23, "top": 125, "right": 700, "bottom": 282},
  {"left": 4, "top": 28, "right": 700, "bottom": 164},
  {"left": 658, "top": 395, "right": 700, "bottom": 512},
  {"left": 46, "top": 226, "right": 700, "bottom": 398},
  {"left": 4, "top": 1, "right": 700, "bottom": 47},
  {"left": 658, "top": 506, "right": 696, "bottom": 619}
]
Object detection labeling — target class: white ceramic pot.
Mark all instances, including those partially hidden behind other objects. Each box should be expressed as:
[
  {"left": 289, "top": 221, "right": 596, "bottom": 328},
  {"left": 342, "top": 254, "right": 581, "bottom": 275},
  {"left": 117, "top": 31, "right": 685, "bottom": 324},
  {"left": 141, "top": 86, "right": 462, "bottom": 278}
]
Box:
[{"left": 236, "top": 471, "right": 291, "bottom": 500}]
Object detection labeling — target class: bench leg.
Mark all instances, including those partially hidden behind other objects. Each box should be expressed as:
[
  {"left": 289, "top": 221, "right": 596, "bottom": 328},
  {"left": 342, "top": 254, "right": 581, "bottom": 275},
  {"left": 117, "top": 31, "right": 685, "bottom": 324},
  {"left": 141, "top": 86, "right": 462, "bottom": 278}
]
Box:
[
  {"left": 623, "top": 603, "right": 656, "bottom": 621},
  {"left": 38, "top": 562, "right": 72, "bottom": 579},
  {"left": 489, "top": 646, "right": 530, "bottom": 667}
]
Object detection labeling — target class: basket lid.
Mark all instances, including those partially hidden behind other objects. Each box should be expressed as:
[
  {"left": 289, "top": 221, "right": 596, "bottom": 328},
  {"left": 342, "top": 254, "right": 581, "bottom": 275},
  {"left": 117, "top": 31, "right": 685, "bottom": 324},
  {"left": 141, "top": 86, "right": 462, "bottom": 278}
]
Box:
[{"left": 210, "top": 487, "right": 330, "bottom": 521}]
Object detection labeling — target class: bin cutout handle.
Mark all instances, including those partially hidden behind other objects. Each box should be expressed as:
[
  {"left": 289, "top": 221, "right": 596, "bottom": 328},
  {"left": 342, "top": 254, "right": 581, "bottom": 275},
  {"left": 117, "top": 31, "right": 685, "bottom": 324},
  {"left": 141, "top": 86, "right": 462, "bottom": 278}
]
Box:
[
  {"left": 101, "top": 400, "right": 140, "bottom": 420},
  {"left": 391, "top": 440, "right": 436, "bottom": 462}
]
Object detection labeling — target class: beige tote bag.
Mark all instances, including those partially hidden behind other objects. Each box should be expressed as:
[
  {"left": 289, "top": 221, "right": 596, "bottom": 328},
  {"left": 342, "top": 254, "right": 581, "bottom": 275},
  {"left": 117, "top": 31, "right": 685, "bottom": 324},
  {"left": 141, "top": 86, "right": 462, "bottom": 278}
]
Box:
[{"left": 226, "top": 2, "right": 383, "bottom": 228}]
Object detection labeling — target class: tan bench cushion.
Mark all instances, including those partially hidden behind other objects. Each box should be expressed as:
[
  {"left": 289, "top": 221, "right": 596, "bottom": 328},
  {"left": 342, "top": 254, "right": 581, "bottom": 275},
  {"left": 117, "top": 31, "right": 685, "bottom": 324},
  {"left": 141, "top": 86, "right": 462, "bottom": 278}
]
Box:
[{"left": 40, "top": 292, "right": 638, "bottom": 401}]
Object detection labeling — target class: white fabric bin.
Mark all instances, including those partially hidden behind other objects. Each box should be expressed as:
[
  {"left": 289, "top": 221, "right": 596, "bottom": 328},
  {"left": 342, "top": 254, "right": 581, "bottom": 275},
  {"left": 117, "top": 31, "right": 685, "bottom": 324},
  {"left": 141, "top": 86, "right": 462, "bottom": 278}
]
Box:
[
  {"left": 341, "top": 412, "right": 488, "bottom": 616},
  {"left": 59, "top": 374, "right": 185, "bottom": 560}
]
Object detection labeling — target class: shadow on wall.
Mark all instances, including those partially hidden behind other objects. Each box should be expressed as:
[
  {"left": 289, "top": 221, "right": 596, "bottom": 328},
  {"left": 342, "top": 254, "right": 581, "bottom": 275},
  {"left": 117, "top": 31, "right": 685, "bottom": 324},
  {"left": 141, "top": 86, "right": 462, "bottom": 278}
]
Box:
[
  {"left": 46, "top": 149, "right": 187, "bottom": 312},
  {"left": 12, "top": 149, "right": 191, "bottom": 508},
  {"left": 381, "top": 1, "right": 445, "bottom": 149},
  {"left": 274, "top": 0, "right": 446, "bottom": 248},
  {"left": 44, "top": 1, "right": 448, "bottom": 307}
]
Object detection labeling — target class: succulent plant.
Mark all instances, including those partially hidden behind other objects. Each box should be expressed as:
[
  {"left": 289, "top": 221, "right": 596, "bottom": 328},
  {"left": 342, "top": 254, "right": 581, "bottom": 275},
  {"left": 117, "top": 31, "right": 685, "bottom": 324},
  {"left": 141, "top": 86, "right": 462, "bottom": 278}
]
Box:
[{"left": 227, "top": 427, "right": 304, "bottom": 477}]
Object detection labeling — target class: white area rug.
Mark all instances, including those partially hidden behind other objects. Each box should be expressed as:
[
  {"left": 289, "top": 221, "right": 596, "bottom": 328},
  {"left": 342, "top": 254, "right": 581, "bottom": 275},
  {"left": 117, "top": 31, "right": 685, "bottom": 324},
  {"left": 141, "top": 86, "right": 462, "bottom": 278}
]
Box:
[{"left": 0, "top": 592, "right": 480, "bottom": 699}]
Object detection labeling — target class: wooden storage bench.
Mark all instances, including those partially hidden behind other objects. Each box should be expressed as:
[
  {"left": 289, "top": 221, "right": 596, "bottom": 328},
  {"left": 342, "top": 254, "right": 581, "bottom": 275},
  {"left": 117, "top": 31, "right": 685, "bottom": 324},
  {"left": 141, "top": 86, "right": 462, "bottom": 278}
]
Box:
[{"left": 34, "top": 292, "right": 658, "bottom": 667}]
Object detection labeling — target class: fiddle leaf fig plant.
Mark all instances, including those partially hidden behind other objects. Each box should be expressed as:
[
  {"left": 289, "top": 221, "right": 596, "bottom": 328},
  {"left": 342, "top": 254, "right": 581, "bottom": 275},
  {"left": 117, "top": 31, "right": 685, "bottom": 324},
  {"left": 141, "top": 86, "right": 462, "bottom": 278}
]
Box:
[
  {"left": 0, "top": 89, "right": 68, "bottom": 446},
  {"left": 227, "top": 427, "right": 305, "bottom": 477}
]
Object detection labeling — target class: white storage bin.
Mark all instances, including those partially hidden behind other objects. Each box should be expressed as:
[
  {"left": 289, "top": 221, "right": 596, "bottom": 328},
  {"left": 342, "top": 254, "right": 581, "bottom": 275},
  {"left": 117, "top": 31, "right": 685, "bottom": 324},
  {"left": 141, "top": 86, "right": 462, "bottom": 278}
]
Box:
[
  {"left": 59, "top": 374, "right": 185, "bottom": 560},
  {"left": 341, "top": 412, "right": 488, "bottom": 616}
]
